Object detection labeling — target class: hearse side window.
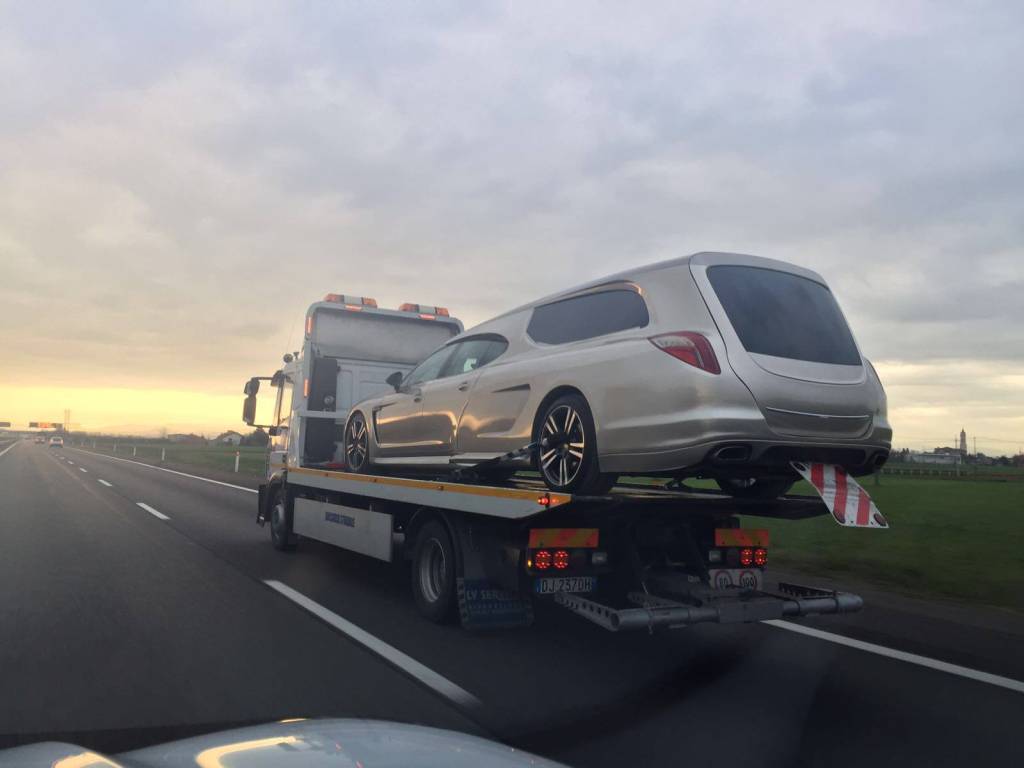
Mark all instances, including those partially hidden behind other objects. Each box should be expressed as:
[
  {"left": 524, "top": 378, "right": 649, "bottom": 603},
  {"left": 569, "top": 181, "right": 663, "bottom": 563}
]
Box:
[
  {"left": 441, "top": 337, "right": 509, "bottom": 377},
  {"left": 527, "top": 290, "right": 649, "bottom": 345}
]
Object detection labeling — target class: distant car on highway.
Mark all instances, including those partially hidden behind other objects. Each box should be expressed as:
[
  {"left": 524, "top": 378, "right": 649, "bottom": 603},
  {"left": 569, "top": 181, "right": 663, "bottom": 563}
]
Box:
[
  {"left": 34, "top": 436, "right": 45, "bottom": 444},
  {"left": 48, "top": 436, "right": 64, "bottom": 448},
  {"left": 344, "top": 252, "right": 891, "bottom": 497}
]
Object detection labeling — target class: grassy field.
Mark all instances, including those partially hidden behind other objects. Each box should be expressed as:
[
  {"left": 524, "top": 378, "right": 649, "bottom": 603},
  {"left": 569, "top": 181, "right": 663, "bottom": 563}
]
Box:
[
  {"left": 81, "top": 440, "right": 268, "bottom": 477},
  {"left": 745, "top": 476, "right": 1024, "bottom": 612}
]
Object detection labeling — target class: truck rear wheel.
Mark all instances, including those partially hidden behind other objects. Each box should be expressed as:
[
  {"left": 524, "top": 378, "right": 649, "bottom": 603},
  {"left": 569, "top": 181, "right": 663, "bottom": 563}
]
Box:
[
  {"left": 411, "top": 520, "right": 457, "bottom": 623},
  {"left": 269, "top": 486, "right": 297, "bottom": 551}
]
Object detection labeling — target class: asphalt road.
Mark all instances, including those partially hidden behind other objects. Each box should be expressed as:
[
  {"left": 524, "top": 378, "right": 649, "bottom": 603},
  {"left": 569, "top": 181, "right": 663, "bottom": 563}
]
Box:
[{"left": 2, "top": 439, "right": 1022, "bottom": 767}]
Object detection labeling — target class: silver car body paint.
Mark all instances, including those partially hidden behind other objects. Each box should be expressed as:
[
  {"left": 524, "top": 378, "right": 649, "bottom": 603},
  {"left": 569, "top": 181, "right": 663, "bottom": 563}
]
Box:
[{"left": 351, "top": 252, "right": 891, "bottom": 478}]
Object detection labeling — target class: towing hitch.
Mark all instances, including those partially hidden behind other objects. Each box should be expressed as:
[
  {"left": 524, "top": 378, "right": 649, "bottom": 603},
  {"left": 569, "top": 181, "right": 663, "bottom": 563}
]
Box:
[{"left": 554, "top": 582, "right": 863, "bottom": 632}]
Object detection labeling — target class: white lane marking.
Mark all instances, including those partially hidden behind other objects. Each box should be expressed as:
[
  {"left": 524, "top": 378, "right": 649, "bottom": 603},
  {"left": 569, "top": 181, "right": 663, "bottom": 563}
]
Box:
[
  {"left": 136, "top": 502, "right": 170, "bottom": 521},
  {"left": 71, "top": 448, "right": 257, "bottom": 494},
  {"left": 0, "top": 442, "right": 17, "bottom": 458},
  {"left": 765, "top": 619, "right": 1024, "bottom": 694},
  {"left": 264, "top": 580, "right": 480, "bottom": 709},
  {"left": 79, "top": 467, "right": 88, "bottom": 473},
  {"left": 97, "top": 479, "right": 113, "bottom": 487},
  {"left": 67, "top": 460, "right": 74, "bottom": 465}
]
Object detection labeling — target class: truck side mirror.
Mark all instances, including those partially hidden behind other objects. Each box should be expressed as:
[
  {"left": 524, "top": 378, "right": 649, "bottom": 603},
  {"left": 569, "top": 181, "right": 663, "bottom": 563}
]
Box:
[
  {"left": 242, "top": 394, "right": 257, "bottom": 425},
  {"left": 244, "top": 377, "right": 260, "bottom": 396},
  {"left": 386, "top": 371, "right": 404, "bottom": 391}
]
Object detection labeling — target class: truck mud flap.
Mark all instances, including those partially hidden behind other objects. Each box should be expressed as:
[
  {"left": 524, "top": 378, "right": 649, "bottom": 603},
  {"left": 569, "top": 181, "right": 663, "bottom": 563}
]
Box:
[
  {"left": 451, "top": 521, "right": 533, "bottom": 630},
  {"left": 555, "top": 582, "right": 862, "bottom": 632},
  {"left": 256, "top": 483, "right": 268, "bottom": 526}
]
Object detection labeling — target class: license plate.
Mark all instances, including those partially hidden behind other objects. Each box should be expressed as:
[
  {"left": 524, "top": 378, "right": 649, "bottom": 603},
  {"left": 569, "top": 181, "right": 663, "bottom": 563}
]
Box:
[{"left": 535, "top": 576, "right": 596, "bottom": 594}]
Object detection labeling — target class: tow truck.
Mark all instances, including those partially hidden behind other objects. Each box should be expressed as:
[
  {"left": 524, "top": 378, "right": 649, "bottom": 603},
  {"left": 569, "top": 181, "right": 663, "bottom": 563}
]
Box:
[{"left": 243, "top": 294, "right": 870, "bottom": 631}]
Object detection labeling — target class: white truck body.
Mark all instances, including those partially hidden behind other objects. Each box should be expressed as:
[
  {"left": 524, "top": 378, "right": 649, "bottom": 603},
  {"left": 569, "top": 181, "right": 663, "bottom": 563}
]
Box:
[{"left": 253, "top": 297, "right": 463, "bottom": 474}]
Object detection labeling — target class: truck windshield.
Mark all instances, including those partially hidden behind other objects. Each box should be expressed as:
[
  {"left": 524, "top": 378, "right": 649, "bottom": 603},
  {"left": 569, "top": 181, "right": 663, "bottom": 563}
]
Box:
[{"left": 707, "top": 265, "right": 861, "bottom": 365}]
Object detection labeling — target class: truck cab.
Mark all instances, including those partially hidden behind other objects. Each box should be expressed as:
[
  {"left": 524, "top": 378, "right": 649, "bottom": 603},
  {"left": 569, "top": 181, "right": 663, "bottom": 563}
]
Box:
[{"left": 243, "top": 294, "right": 463, "bottom": 477}]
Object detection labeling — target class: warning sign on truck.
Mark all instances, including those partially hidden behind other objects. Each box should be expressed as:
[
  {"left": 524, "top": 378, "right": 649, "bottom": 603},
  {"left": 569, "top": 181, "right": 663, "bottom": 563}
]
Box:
[
  {"left": 708, "top": 568, "right": 763, "bottom": 591},
  {"left": 791, "top": 462, "right": 889, "bottom": 529}
]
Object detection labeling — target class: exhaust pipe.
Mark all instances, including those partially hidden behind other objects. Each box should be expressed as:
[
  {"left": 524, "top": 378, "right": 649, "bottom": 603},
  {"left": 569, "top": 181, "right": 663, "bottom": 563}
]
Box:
[{"left": 711, "top": 445, "right": 751, "bottom": 463}]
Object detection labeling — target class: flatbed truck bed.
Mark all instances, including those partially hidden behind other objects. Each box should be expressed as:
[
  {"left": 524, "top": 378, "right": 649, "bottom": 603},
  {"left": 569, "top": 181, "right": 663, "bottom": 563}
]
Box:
[{"left": 258, "top": 463, "right": 863, "bottom": 632}]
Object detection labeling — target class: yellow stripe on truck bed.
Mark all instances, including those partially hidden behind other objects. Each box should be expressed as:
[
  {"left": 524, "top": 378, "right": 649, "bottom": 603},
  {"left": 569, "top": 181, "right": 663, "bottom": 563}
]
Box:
[
  {"left": 528, "top": 528, "right": 600, "bottom": 549},
  {"left": 714, "top": 528, "right": 770, "bottom": 547}
]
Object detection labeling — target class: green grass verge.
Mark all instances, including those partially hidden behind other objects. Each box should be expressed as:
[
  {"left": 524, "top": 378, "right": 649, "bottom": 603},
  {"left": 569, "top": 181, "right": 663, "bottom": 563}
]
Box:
[
  {"left": 84, "top": 441, "right": 267, "bottom": 477},
  {"left": 745, "top": 476, "right": 1024, "bottom": 612}
]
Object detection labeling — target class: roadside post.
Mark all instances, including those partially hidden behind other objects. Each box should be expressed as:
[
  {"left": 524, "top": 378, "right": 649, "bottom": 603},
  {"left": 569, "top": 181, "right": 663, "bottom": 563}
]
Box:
[
  {"left": 161, "top": 447, "right": 166, "bottom": 462},
  {"left": 133, "top": 445, "right": 137, "bottom": 457},
  {"left": 114, "top": 442, "right": 117, "bottom": 453},
  {"left": 234, "top": 450, "right": 240, "bottom": 473}
]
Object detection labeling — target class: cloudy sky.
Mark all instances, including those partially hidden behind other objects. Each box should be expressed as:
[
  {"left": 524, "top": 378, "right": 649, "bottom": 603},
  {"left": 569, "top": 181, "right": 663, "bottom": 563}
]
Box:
[{"left": 1, "top": 1, "right": 1021, "bottom": 452}]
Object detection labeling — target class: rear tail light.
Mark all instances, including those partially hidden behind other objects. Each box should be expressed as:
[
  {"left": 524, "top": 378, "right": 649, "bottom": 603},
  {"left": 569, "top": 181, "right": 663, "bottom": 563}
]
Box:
[
  {"left": 534, "top": 550, "right": 552, "bottom": 570},
  {"left": 754, "top": 548, "right": 768, "bottom": 567},
  {"left": 739, "top": 547, "right": 754, "bottom": 567},
  {"left": 649, "top": 332, "right": 721, "bottom": 374},
  {"left": 553, "top": 550, "right": 570, "bottom": 570}
]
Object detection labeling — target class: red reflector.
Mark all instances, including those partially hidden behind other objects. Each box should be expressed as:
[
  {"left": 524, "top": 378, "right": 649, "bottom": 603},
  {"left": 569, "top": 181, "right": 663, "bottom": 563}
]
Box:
[
  {"left": 754, "top": 548, "right": 768, "bottom": 567},
  {"left": 649, "top": 332, "right": 721, "bottom": 374},
  {"left": 739, "top": 547, "right": 754, "bottom": 567},
  {"left": 534, "top": 550, "right": 552, "bottom": 570},
  {"left": 537, "top": 495, "right": 551, "bottom": 506},
  {"left": 553, "top": 550, "right": 570, "bottom": 570},
  {"left": 305, "top": 316, "right": 313, "bottom": 336}
]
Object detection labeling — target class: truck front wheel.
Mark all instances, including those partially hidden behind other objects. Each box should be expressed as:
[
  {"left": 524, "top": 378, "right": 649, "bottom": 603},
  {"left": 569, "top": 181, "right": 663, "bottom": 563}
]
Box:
[
  {"left": 269, "top": 486, "right": 297, "bottom": 551},
  {"left": 411, "top": 520, "right": 457, "bottom": 623}
]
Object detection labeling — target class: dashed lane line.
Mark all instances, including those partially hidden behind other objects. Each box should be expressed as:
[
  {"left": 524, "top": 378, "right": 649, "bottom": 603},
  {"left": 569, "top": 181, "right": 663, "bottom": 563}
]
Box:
[{"left": 136, "top": 502, "right": 170, "bottom": 521}]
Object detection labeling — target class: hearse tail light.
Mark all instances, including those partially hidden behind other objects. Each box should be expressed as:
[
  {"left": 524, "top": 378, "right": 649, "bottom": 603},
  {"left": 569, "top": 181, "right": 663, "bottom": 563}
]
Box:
[{"left": 649, "top": 332, "right": 721, "bottom": 374}]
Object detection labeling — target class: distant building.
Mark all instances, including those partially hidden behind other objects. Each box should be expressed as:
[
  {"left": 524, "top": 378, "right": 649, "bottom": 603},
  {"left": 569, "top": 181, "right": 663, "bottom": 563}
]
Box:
[
  {"left": 908, "top": 450, "right": 961, "bottom": 465},
  {"left": 217, "top": 430, "right": 243, "bottom": 446},
  {"left": 167, "top": 433, "right": 206, "bottom": 445},
  {"left": 960, "top": 428, "right": 967, "bottom": 455}
]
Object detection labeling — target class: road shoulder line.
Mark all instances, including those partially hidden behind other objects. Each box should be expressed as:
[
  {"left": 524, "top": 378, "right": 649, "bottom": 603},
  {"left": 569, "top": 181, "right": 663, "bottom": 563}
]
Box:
[
  {"left": 70, "top": 448, "right": 257, "bottom": 494},
  {"left": 765, "top": 619, "right": 1024, "bottom": 694},
  {"left": 264, "top": 579, "right": 481, "bottom": 710}
]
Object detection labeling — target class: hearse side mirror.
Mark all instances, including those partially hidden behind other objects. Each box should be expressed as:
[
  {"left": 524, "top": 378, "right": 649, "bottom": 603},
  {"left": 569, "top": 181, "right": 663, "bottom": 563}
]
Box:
[{"left": 386, "top": 371, "right": 404, "bottom": 391}]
